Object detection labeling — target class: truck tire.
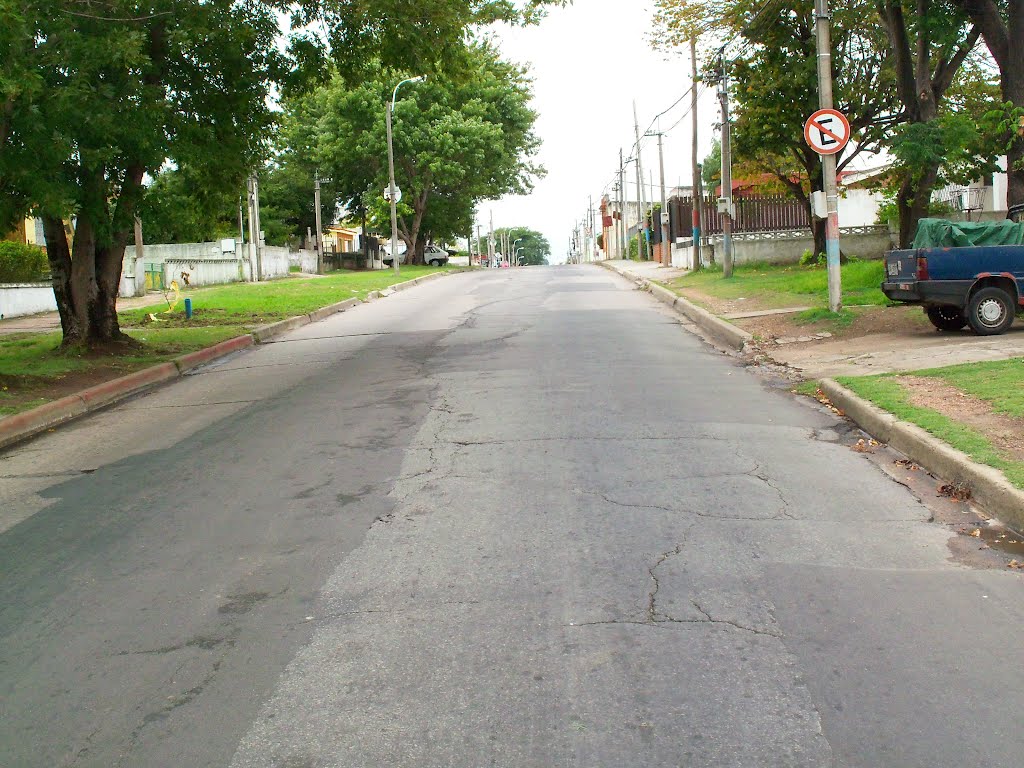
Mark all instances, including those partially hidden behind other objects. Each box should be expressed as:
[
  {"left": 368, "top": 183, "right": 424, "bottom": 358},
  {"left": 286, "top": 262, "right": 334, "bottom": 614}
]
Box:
[
  {"left": 926, "top": 305, "right": 967, "bottom": 332},
  {"left": 967, "top": 286, "right": 1016, "bottom": 335}
]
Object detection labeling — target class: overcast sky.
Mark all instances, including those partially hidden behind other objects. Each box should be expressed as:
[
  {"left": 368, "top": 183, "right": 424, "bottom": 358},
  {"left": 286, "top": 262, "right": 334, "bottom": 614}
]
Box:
[{"left": 482, "top": 0, "right": 721, "bottom": 263}]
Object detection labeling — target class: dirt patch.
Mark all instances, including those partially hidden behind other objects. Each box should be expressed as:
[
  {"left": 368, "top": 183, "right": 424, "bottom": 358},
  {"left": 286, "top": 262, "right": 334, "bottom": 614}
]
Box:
[
  {"left": 0, "top": 367, "right": 139, "bottom": 411},
  {"left": 736, "top": 304, "right": 933, "bottom": 343},
  {"left": 894, "top": 375, "right": 1024, "bottom": 462}
]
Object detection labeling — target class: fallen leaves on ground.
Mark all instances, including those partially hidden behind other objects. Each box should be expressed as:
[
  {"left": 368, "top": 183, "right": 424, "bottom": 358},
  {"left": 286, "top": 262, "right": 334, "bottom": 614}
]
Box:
[{"left": 938, "top": 481, "right": 972, "bottom": 502}]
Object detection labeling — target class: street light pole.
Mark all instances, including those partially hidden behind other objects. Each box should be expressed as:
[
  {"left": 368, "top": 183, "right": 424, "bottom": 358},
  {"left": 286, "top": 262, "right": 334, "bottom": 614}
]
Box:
[{"left": 386, "top": 75, "right": 425, "bottom": 278}]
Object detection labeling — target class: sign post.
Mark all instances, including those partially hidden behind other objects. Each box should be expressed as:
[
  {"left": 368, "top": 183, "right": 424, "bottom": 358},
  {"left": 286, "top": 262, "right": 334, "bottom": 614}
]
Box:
[{"left": 812, "top": 0, "right": 844, "bottom": 313}]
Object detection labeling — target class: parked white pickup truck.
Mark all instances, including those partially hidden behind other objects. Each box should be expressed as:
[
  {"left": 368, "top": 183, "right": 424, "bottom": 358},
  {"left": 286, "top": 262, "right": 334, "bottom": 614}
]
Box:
[{"left": 381, "top": 244, "right": 452, "bottom": 267}]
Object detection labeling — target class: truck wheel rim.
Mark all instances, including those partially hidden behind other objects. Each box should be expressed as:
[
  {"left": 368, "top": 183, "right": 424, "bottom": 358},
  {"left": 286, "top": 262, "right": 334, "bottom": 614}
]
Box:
[{"left": 978, "top": 299, "right": 1005, "bottom": 326}]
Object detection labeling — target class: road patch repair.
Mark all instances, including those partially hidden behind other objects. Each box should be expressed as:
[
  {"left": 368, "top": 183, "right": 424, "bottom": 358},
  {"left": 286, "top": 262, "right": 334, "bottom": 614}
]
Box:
[
  {"left": 601, "top": 259, "right": 1024, "bottom": 533},
  {"left": 0, "top": 268, "right": 466, "bottom": 450}
]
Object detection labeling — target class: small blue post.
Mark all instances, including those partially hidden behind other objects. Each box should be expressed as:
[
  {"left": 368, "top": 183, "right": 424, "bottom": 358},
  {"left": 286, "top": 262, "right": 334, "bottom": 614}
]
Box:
[{"left": 184, "top": 298, "right": 193, "bottom": 320}]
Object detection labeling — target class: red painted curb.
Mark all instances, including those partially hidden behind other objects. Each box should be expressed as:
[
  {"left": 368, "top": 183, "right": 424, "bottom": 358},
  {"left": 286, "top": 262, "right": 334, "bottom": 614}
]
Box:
[
  {"left": 174, "top": 335, "right": 254, "bottom": 373},
  {"left": 78, "top": 362, "right": 180, "bottom": 409},
  {"left": 0, "top": 394, "right": 88, "bottom": 448}
]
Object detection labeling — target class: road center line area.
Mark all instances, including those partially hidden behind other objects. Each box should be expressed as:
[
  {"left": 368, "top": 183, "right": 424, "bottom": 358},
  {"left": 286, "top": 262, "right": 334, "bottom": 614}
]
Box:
[{"left": 1, "top": 266, "right": 1022, "bottom": 767}]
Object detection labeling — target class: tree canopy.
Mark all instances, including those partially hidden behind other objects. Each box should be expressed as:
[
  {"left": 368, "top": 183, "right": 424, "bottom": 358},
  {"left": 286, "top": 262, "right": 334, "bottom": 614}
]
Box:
[
  {"left": 0, "top": 0, "right": 560, "bottom": 346},
  {"left": 296, "top": 42, "right": 543, "bottom": 262}
]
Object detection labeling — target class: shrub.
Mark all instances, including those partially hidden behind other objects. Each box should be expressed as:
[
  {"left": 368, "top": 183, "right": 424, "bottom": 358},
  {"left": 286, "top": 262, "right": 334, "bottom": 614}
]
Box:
[
  {"left": 799, "top": 249, "right": 825, "bottom": 267},
  {"left": 0, "top": 241, "right": 49, "bottom": 283}
]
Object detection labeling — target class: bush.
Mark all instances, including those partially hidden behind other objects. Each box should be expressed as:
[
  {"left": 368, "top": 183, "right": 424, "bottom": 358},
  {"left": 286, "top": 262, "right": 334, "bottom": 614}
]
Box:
[
  {"left": 0, "top": 241, "right": 49, "bottom": 283},
  {"left": 799, "top": 249, "right": 825, "bottom": 267}
]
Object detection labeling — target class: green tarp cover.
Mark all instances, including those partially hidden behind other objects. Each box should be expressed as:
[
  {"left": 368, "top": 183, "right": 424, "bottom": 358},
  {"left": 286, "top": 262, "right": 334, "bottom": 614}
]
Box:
[{"left": 912, "top": 217, "right": 1024, "bottom": 249}]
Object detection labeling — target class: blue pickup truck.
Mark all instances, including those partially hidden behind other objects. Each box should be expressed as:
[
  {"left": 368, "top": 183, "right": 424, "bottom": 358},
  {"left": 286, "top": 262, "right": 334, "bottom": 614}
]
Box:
[{"left": 881, "top": 210, "right": 1024, "bottom": 335}]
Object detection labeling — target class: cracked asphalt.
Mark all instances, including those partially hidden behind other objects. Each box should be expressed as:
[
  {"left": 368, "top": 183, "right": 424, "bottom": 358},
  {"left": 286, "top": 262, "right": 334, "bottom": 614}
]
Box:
[{"left": 1, "top": 265, "right": 1023, "bottom": 767}]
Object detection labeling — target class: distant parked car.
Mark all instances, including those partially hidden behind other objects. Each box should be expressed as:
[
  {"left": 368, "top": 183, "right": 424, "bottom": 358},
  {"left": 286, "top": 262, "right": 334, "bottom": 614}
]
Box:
[{"left": 381, "top": 244, "right": 451, "bottom": 267}]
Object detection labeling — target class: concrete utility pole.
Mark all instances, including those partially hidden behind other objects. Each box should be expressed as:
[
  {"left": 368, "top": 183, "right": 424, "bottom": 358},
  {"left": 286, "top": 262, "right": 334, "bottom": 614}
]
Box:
[
  {"left": 656, "top": 132, "right": 669, "bottom": 266},
  {"left": 619, "top": 148, "right": 627, "bottom": 259},
  {"left": 489, "top": 211, "right": 495, "bottom": 268},
  {"left": 815, "top": 0, "right": 843, "bottom": 312},
  {"left": 476, "top": 224, "right": 482, "bottom": 266},
  {"left": 238, "top": 196, "right": 245, "bottom": 252},
  {"left": 313, "top": 172, "right": 325, "bottom": 275},
  {"left": 247, "top": 174, "right": 263, "bottom": 282},
  {"left": 716, "top": 53, "right": 735, "bottom": 278},
  {"left": 387, "top": 75, "right": 425, "bottom": 278},
  {"left": 632, "top": 102, "right": 647, "bottom": 259},
  {"left": 691, "top": 38, "right": 703, "bottom": 271}
]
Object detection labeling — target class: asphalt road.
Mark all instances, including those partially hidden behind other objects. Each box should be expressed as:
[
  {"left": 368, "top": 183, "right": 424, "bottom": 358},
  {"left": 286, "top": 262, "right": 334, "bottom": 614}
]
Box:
[{"left": 1, "top": 265, "right": 1022, "bottom": 767}]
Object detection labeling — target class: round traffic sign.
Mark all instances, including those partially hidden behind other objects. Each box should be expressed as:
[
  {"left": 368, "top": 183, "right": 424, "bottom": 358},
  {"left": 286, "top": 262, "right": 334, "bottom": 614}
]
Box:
[
  {"left": 804, "top": 109, "right": 851, "bottom": 156},
  {"left": 383, "top": 185, "right": 402, "bottom": 203}
]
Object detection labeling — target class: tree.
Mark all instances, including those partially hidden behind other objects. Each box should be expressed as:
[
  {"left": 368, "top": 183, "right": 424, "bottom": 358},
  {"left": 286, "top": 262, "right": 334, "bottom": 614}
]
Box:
[
  {"left": 877, "top": 0, "right": 982, "bottom": 245},
  {"left": 947, "top": 0, "right": 1024, "bottom": 208},
  {"left": 656, "top": 0, "right": 897, "bottom": 257},
  {"left": 1, "top": 0, "right": 560, "bottom": 348},
  {"left": 1, "top": 1, "right": 279, "bottom": 347},
  {"left": 307, "top": 43, "right": 542, "bottom": 264},
  {"left": 494, "top": 227, "right": 550, "bottom": 266},
  {"left": 138, "top": 169, "right": 239, "bottom": 246}
]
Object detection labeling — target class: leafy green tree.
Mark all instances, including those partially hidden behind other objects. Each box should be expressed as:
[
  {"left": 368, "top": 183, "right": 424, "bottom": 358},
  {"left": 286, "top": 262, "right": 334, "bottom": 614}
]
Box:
[
  {"left": 947, "top": 0, "right": 1024, "bottom": 208},
  {"left": 1, "top": 0, "right": 560, "bottom": 347},
  {"left": 138, "top": 169, "right": 239, "bottom": 245},
  {"left": 495, "top": 227, "right": 551, "bottom": 266},
  {"left": 657, "top": 0, "right": 898, "bottom": 256},
  {"left": 877, "top": 0, "right": 983, "bottom": 245},
  {"left": 307, "top": 43, "right": 542, "bottom": 264},
  {"left": 1, "top": 1, "right": 279, "bottom": 346}
]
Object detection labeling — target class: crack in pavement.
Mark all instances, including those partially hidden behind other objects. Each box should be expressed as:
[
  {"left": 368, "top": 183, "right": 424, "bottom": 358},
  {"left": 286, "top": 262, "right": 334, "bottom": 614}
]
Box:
[{"left": 647, "top": 543, "right": 685, "bottom": 622}]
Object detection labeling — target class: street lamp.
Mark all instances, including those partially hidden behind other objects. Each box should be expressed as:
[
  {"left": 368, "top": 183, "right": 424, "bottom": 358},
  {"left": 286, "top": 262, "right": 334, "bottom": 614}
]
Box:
[
  {"left": 512, "top": 237, "right": 522, "bottom": 267},
  {"left": 386, "top": 75, "right": 426, "bottom": 277}
]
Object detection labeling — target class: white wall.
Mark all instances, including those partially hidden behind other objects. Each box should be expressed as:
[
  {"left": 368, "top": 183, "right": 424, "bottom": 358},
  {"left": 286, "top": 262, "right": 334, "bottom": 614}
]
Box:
[
  {"left": 0, "top": 284, "right": 58, "bottom": 319},
  {"left": 671, "top": 227, "right": 895, "bottom": 269}
]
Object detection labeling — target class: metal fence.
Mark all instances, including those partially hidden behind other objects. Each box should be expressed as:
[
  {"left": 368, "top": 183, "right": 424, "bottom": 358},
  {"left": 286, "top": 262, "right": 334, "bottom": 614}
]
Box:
[{"left": 663, "top": 194, "right": 811, "bottom": 242}]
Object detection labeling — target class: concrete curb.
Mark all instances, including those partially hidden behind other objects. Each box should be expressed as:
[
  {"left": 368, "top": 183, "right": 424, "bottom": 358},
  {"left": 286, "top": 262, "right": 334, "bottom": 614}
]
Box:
[
  {"left": 174, "top": 335, "right": 255, "bottom": 373},
  {"left": 819, "top": 378, "right": 1024, "bottom": 530},
  {"left": 0, "top": 269, "right": 468, "bottom": 451},
  {"left": 598, "top": 261, "right": 753, "bottom": 351}
]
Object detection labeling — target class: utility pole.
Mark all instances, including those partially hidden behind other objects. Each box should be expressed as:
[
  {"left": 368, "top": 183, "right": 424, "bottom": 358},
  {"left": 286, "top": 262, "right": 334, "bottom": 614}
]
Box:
[
  {"left": 238, "top": 195, "right": 245, "bottom": 252},
  {"left": 313, "top": 172, "right": 325, "bottom": 275},
  {"left": 815, "top": 0, "right": 843, "bottom": 312},
  {"left": 619, "top": 148, "right": 627, "bottom": 260},
  {"left": 656, "top": 132, "right": 669, "bottom": 266},
  {"left": 247, "top": 174, "right": 263, "bottom": 282},
  {"left": 632, "top": 101, "right": 647, "bottom": 259},
  {"left": 476, "top": 224, "right": 482, "bottom": 266},
  {"left": 589, "top": 194, "right": 595, "bottom": 261},
  {"left": 716, "top": 52, "right": 735, "bottom": 278},
  {"left": 691, "top": 38, "right": 703, "bottom": 271},
  {"left": 488, "top": 211, "right": 495, "bottom": 268}
]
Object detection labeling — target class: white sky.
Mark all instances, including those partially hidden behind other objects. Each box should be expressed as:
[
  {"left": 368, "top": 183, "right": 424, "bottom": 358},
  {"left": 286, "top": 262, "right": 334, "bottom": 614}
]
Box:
[{"left": 482, "top": 0, "right": 721, "bottom": 263}]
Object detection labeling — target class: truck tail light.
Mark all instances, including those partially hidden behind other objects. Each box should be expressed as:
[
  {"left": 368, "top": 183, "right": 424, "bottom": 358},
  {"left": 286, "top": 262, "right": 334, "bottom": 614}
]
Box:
[{"left": 916, "top": 256, "right": 929, "bottom": 281}]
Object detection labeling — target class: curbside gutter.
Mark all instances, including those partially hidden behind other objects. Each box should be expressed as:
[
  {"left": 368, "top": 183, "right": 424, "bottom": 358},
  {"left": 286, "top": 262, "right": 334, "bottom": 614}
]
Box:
[
  {"left": 598, "top": 261, "right": 753, "bottom": 351},
  {"left": 0, "top": 270, "right": 467, "bottom": 451},
  {"left": 819, "top": 378, "right": 1024, "bottom": 530}
]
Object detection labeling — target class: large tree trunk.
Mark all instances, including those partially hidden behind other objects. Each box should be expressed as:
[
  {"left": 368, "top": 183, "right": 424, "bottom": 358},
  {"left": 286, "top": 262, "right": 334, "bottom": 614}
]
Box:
[
  {"left": 896, "top": 165, "right": 940, "bottom": 247},
  {"left": 41, "top": 166, "right": 142, "bottom": 348},
  {"left": 42, "top": 215, "right": 82, "bottom": 344}
]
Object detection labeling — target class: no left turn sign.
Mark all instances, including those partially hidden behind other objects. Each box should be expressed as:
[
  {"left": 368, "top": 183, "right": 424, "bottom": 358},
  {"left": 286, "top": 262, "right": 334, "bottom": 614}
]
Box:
[{"left": 804, "top": 109, "right": 850, "bottom": 156}]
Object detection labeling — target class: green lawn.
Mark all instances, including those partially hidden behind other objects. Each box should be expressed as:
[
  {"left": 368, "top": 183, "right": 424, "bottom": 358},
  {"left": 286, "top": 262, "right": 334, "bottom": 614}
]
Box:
[
  {"left": 663, "top": 260, "right": 888, "bottom": 310},
  {"left": 120, "top": 266, "right": 457, "bottom": 328},
  {"left": 836, "top": 358, "right": 1024, "bottom": 489}
]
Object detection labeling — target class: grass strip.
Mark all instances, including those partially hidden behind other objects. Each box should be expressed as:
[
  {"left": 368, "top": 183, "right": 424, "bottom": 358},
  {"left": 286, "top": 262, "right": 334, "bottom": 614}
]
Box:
[
  {"left": 120, "top": 266, "right": 456, "bottom": 328},
  {"left": 664, "top": 260, "right": 888, "bottom": 310},
  {"left": 836, "top": 371, "right": 1024, "bottom": 490}
]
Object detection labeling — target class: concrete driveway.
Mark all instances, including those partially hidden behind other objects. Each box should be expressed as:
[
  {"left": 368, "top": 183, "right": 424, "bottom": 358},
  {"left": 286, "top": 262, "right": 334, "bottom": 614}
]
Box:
[{"left": 766, "top": 320, "right": 1024, "bottom": 377}]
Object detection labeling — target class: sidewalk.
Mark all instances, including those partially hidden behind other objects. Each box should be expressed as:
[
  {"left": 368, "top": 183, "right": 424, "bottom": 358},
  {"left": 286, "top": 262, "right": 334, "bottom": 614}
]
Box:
[{"left": 0, "top": 293, "right": 171, "bottom": 336}]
